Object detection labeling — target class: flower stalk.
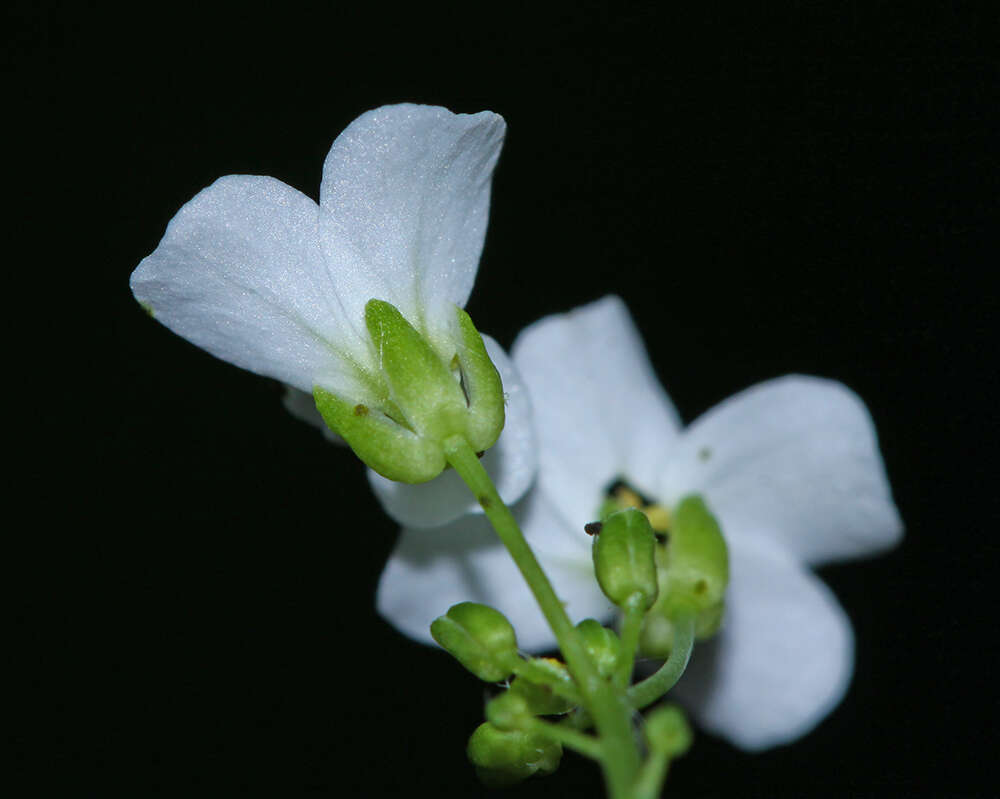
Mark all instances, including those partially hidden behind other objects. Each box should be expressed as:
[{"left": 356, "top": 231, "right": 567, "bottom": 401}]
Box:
[
  {"left": 629, "top": 609, "right": 696, "bottom": 710},
  {"left": 443, "top": 434, "right": 642, "bottom": 799},
  {"left": 615, "top": 593, "right": 647, "bottom": 690}
]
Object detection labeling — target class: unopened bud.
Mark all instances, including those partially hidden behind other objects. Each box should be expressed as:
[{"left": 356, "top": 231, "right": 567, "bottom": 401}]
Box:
[
  {"left": 430, "top": 602, "right": 518, "bottom": 682},
  {"left": 486, "top": 690, "right": 532, "bottom": 731},
  {"left": 467, "top": 723, "right": 562, "bottom": 787},
  {"left": 644, "top": 704, "right": 692, "bottom": 758},
  {"left": 592, "top": 508, "right": 659, "bottom": 609},
  {"left": 640, "top": 495, "right": 729, "bottom": 656},
  {"left": 663, "top": 495, "right": 729, "bottom": 613},
  {"left": 576, "top": 619, "right": 622, "bottom": 679},
  {"left": 509, "top": 677, "right": 574, "bottom": 716}
]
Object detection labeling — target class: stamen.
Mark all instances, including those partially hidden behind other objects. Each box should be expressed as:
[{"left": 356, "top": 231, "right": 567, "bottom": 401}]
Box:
[
  {"left": 644, "top": 504, "right": 671, "bottom": 534},
  {"left": 599, "top": 477, "right": 671, "bottom": 533}
]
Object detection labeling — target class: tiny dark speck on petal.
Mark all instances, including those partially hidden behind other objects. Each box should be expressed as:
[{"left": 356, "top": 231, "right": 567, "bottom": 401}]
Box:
[
  {"left": 478, "top": 494, "right": 492, "bottom": 509},
  {"left": 353, "top": 404, "right": 369, "bottom": 417},
  {"left": 698, "top": 446, "right": 711, "bottom": 462}
]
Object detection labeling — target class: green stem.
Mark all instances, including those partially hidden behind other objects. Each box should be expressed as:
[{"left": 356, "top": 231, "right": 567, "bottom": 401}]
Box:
[
  {"left": 444, "top": 435, "right": 640, "bottom": 799},
  {"left": 525, "top": 718, "right": 604, "bottom": 761},
  {"left": 628, "top": 609, "right": 695, "bottom": 710},
  {"left": 615, "top": 594, "right": 645, "bottom": 690},
  {"left": 633, "top": 752, "right": 671, "bottom": 799}
]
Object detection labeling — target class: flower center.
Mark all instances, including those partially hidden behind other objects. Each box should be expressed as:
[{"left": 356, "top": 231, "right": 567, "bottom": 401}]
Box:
[
  {"left": 595, "top": 479, "right": 731, "bottom": 657},
  {"left": 598, "top": 478, "right": 671, "bottom": 535}
]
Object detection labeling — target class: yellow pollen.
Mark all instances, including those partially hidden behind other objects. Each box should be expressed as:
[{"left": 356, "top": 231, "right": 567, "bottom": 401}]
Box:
[
  {"left": 614, "top": 487, "right": 644, "bottom": 509},
  {"left": 644, "top": 504, "right": 671, "bottom": 533}
]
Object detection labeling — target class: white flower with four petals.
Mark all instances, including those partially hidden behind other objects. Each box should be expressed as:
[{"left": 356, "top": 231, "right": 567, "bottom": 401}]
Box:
[
  {"left": 379, "top": 295, "right": 903, "bottom": 751},
  {"left": 131, "top": 103, "right": 903, "bottom": 755},
  {"left": 130, "top": 104, "right": 536, "bottom": 526}
]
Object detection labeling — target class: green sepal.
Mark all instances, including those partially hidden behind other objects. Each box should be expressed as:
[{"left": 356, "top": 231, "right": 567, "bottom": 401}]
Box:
[
  {"left": 576, "top": 619, "right": 622, "bottom": 680},
  {"left": 312, "top": 387, "right": 445, "bottom": 483},
  {"left": 644, "top": 704, "right": 692, "bottom": 758},
  {"left": 592, "top": 508, "right": 659, "bottom": 610},
  {"left": 365, "top": 299, "right": 468, "bottom": 440},
  {"left": 430, "top": 602, "right": 518, "bottom": 683},
  {"left": 467, "top": 722, "right": 562, "bottom": 787},
  {"left": 314, "top": 301, "right": 507, "bottom": 484},
  {"left": 452, "top": 306, "right": 505, "bottom": 452}
]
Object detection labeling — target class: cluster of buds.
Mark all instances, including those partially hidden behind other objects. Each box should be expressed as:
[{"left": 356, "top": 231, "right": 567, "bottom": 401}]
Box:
[
  {"left": 429, "top": 499, "right": 726, "bottom": 787},
  {"left": 431, "top": 602, "right": 570, "bottom": 785}
]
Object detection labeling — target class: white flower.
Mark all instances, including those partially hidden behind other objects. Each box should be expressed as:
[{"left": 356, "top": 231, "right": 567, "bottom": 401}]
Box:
[
  {"left": 130, "top": 103, "right": 536, "bottom": 527},
  {"left": 378, "top": 295, "right": 903, "bottom": 751}
]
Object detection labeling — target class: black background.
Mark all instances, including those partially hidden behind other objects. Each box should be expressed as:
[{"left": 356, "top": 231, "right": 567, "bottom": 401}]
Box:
[{"left": 12, "top": 3, "right": 997, "bottom": 797}]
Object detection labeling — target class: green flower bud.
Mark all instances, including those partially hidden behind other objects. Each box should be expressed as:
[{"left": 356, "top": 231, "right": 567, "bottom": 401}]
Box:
[
  {"left": 524, "top": 656, "right": 573, "bottom": 687},
  {"left": 576, "top": 619, "right": 622, "bottom": 679},
  {"left": 694, "top": 597, "right": 725, "bottom": 638},
  {"left": 467, "top": 723, "right": 562, "bottom": 787},
  {"left": 592, "top": 508, "right": 659, "bottom": 609},
  {"left": 486, "top": 690, "right": 533, "bottom": 731},
  {"left": 314, "top": 301, "right": 505, "bottom": 483},
  {"left": 644, "top": 704, "right": 692, "bottom": 758},
  {"left": 665, "top": 495, "right": 729, "bottom": 612},
  {"left": 640, "top": 495, "right": 729, "bottom": 656},
  {"left": 509, "top": 677, "right": 574, "bottom": 716},
  {"left": 430, "top": 602, "right": 518, "bottom": 682}
]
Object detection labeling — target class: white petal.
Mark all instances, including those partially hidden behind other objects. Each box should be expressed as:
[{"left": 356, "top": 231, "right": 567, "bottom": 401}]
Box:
[
  {"left": 657, "top": 376, "right": 903, "bottom": 566},
  {"left": 318, "top": 104, "right": 505, "bottom": 343},
  {"left": 512, "top": 295, "right": 683, "bottom": 530},
  {"left": 281, "top": 385, "right": 345, "bottom": 444},
  {"left": 130, "top": 175, "right": 370, "bottom": 397},
  {"left": 368, "top": 336, "right": 537, "bottom": 528},
  {"left": 673, "top": 536, "right": 854, "bottom": 751},
  {"left": 377, "top": 489, "right": 610, "bottom": 652}
]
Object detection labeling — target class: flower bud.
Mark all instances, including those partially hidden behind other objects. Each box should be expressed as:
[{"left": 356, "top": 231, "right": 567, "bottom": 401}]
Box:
[
  {"left": 644, "top": 704, "right": 692, "bottom": 758},
  {"left": 667, "top": 496, "right": 728, "bottom": 608},
  {"left": 640, "top": 495, "right": 729, "bottom": 656},
  {"left": 486, "top": 690, "right": 533, "bottom": 731},
  {"left": 576, "top": 619, "right": 622, "bottom": 679},
  {"left": 430, "top": 602, "right": 518, "bottom": 683},
  {"left": 592, "top": 508, "right": 659, "bottom": 609},
  {"left": 509, "top": 676, "right": 574, "bottom": 716},
  {"left": 524, "top": 656, "right": 573, "bottom": 687},
  {"left": 467, "top": 723, "right": 562, "bottom": 787}
]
